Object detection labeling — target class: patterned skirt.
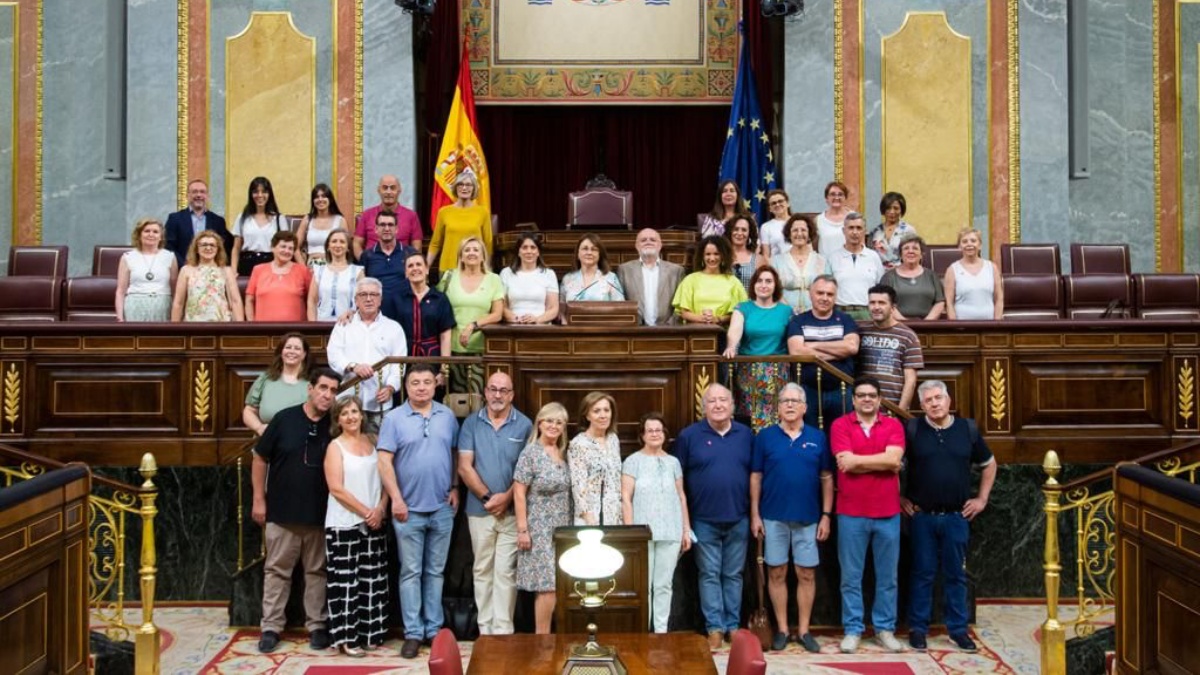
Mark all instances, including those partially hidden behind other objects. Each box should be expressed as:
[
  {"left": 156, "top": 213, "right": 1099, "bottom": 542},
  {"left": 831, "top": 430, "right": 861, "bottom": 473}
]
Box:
[
  {"left": 734, "top": 361, "right": 791, "bottom": 432},
  {"left": 123, "top": 294, "right": 171, "bottom": 322},
  {"left": 325, "top": 526, "right": 389, "bottom": 648}
]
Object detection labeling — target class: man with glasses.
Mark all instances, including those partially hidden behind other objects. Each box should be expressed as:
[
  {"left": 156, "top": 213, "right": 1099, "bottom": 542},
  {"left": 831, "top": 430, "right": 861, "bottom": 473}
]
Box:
[
  {"left": 354, "top": 174, "right": 422, "bottom": 258},
  {"left": 456, "top": 372, "right": 532, "bottom": 635},
  {"left": 360, "top": 210, "right": 418, "bottom": 322},
  {"left": 829, "top": 377, "right": 905, "bottom": 654},
  {"left": 165, "top": 178, "right": 232, "bottom": 267},
  {"left": 749, "top": 383, "right": 833, "bottom": 653},
  {"left": 617, "top": 228, "right": 684, "bottom": 326},
  {"left": 377, "top": 363, "right": 460, "bottom": 659},
  {"left": 326, "top": 277, "right": 407, "bottom": 435},
  {"left": 250, "top": 367, "right": 342, "bottom": 654}
]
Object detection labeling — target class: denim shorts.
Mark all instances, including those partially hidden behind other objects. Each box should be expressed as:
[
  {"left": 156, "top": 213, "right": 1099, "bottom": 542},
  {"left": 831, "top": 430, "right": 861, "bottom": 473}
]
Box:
[{"left": 763, "top": 519, "right": 819, "bottom": 567}]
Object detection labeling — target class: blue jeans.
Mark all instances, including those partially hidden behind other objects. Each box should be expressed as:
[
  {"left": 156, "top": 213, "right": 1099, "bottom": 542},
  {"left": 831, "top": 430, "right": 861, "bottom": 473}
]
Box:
[
  {"left": 392, "top": 503, "right": 455, "bottom": 639},
  {"left": 802, "top": 383, "right": 850, "bottom": 432},
  {"left": 837, "top": 514, "right": 900, "bottom": 635},
  {"left": 908, "top": 511, "right": 970, "bottom": 635},
  {"left": 692, "top": 518, "right": 749, "bottom": 633}
]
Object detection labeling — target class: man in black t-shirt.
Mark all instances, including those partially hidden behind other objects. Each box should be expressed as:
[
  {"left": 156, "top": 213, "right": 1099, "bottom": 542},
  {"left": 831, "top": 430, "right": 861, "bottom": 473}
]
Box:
[
  {"left": 251, "top": 367, "right": 341, "bottom": 654},
  {"left": 902, "top": 379, "right": 997, "bottom": 654}
]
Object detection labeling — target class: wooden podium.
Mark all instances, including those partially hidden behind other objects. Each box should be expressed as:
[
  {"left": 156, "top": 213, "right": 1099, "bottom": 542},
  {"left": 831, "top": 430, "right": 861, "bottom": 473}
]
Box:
[{"left": 553, "top": 525, "right": 652, "bottom": 634}]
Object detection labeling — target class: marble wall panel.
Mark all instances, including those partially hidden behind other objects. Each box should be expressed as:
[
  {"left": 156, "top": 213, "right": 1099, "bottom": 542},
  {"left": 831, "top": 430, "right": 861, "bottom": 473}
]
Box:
[
  {"left": 1067, "top": 0, "right": 1154, "bottom": 272},
  {"left": 1018, "top": 0, "right": 1070, "bottom": 255},
  {"left": 209, "top": 0, "right": 335, "bottom": 219},
  {"left": 125, "top": 0, "right": 179, "bottom": 229},
  {"left": 0, "top": 5, "right": 14, "bottom": 275},
  {"left": 1179, "top": 5, "right": 1200, "bottom": 272},
  {"left": 863, "top": 1, "right": 989, "bottom": 244},
  {"left": 362, "top": 2, "right": 416, "bottom": 215},
  {"left": 42, "top": 0, "right": 128, "bottom": 275},
  {"left": 781, "top": 2, "right": 836, "bottom": 213}
]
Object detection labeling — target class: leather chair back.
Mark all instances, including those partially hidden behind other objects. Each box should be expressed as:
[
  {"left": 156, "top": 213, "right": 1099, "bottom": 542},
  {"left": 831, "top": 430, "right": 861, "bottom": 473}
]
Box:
[
  {"left": 1064, "top": 274, "right": 1135, "bottom": 319},
  {"left": 922, "top": 245, "right": 960, "bottom": 277},
  {"left": 1000, "top": 243, "right": 1061, "bottom": 275},
  {"left": 62, "top": 277, "right": 119, "bottom": 322},
  {"left": 0, "top": 277, "right": 61, "bottom": 321},
  {"left": 727, "top": 629, "right": 768, "bottom": 675},
  {"left": 93, "top": 246, "right": 133, "bottom": 276},
  {"left": 1001, "top": 274, "right": 1064, "bottom": 319},
  {"left": 1070, "top": 243, "right": 1131, "bottom": 274},
  {"left": 428, "top": 628, "right": 463, "bottom": 675},
  {"left": 1135, "top": 273, "right": 1200, "bottom": 319},
  {"left": 8, "top": 246, "right": 68, "bottom": 277},
  {"left": 568, "top": 188, "right": 632, "bottom": 230}
]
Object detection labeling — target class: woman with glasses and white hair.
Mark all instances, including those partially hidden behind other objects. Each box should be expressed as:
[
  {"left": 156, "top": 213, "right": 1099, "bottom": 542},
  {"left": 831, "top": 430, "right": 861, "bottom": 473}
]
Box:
[
  {"left": 427, "top": 170, "right": 492, "bottom": 277},
  {"left": 171, "top": 229, "right": 244, "bottom": 321}
]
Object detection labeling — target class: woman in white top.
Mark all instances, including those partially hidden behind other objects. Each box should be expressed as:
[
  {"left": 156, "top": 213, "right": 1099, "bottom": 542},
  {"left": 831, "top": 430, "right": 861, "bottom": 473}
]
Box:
[
  {"left": 294, "top": 183, "right": 347, "bottom": 267},
  {"left": 323, "top": 396, "right": 389, "bottom": 657},
  {"left": 116, "top": 218, "right": 178, "bottom": 321},
  {"left": 944, "top": 227, "right": 1004, "bottom": 320},
  {"left": 568, "top": 391, "right": 624, "bottom": 527},
  {"left": 501, "top": 232, "right": 559, "bottom": 324},
  {"left": 231, "top": 176, "right": 290, "bottom": 276},
  {"left": 815, "top": 179, "right": 851, "bottom": 256},
  {"left": 307, "top": 229, "right": 364, "bottom": 321},
  {"left": 758, "top": 189, "right": 792, "bottom": 258}
]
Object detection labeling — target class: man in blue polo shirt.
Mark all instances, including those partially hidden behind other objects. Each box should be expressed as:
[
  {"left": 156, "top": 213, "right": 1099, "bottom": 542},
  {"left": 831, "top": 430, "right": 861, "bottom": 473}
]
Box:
[
  {"left": 903, "top": 379, "right": 996, "bottom": 653},
  {"left": 377, "top": 363, "right": 461, "bottom": 659},
  {"left": 750, "top": 383, "right": 834, "bottom": 653},
  {"left": 456, "top": 372, "right": 532, "bottom": 635},
  {"left": 787, "top": 274, "right": 861, "bottom": 432},
  {"left": 361, "top": 210, "right": 418, "bottom": 322},
  {"left": 673, "top": 383, "right": 753, "bottom": 651}
]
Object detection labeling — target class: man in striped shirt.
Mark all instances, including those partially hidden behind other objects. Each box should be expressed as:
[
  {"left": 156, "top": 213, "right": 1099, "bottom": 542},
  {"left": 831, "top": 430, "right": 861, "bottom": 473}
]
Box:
[{"left": 859, "top": 284, "right": 924, "bottom": 411}]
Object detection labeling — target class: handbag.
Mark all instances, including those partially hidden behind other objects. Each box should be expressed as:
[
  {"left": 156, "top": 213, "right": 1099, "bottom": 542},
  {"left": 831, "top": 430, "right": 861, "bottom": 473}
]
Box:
[{"left": 747, "top": 537, "right": 773, "bottom": 650}]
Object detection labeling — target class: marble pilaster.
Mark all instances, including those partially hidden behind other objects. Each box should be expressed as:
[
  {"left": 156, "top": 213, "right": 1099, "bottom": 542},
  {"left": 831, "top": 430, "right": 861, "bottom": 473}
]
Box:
[
  {"left": 781, "top": 2, "right": 836, "bottom": 213},
  {"left": 0, "top": 7, "right": 14, "bottom": 274},
  {"left": 1018, "top": 0, "right": 1070, "bottom": 253},
  {"left": 362, "top": 2, "right": 416, "bottom": 216},
  {"left": 125, "top": 0, "right": 179, "bottom": 228}
]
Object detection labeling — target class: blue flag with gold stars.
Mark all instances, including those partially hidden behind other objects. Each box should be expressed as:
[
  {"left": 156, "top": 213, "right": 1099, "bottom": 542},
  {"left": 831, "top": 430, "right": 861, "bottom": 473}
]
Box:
[{"left": 718, "top": 30, "right": 777, "bottom": 226}]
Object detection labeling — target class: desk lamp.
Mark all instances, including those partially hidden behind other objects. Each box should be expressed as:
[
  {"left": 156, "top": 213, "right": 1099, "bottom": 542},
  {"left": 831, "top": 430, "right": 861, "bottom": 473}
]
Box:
[{"left": 557, "top": 529, "right": 626, "bottom": 675}]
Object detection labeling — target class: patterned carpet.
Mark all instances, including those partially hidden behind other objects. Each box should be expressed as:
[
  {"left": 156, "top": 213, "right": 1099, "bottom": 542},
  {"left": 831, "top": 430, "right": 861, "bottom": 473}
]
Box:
[{"left": 123, "top": 602, "right": 1064, "bottom": 674}]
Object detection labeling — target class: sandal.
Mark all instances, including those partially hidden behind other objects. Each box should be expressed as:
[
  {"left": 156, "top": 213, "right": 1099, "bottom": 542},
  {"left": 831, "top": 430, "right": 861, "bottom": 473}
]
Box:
[{"left": 342, "top": 645, "right": 366, "bottom": 658}]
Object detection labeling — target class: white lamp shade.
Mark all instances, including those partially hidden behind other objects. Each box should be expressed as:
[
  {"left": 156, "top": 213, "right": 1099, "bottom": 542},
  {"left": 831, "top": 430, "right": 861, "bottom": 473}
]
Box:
[{"left": 558, "top": 529, "right": 624, "bottom": 580}]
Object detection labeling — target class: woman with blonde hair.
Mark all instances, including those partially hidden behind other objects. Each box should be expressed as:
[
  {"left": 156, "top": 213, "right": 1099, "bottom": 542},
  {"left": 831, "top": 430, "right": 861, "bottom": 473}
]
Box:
[
  {"left": 944, "top": 227, "right": 1003, "bottom": 320},
  {"left": 171, "top": 229, "right": 244, "bottom": 321},
  {"left": 116, "top": 217, "right": 177, "bottom": 321},
  {"left": 514, "top": 402, "right": 573, "bottom": 634},
  {"left": 568, "top": 391, "right": 624, "bottom": 526},
  {"left": 438, "top": 236, "right": 504, "bottom": 395},
  {"left": 427, "top": 171, "right": 492, "bottom": 275}
]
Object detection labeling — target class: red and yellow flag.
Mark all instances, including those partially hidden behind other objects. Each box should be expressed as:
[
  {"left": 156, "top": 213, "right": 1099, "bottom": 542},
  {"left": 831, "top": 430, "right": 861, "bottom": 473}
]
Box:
[{"left": 430, "top": 42, "right": 489, "bottom": 229}]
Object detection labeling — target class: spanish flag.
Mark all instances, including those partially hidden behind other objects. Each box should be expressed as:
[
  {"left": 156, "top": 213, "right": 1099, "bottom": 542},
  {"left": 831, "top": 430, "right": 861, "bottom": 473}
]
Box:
[{"left": 430, "top": 42, "right": 490, "bottom": 229}]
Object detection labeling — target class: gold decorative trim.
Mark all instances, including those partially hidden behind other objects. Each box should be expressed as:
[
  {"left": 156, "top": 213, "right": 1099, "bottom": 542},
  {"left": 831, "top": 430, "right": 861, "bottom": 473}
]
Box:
[
  {"left": 833, "top": 0, "right": 844, "bottom": 180},
  {"left": 694, "top": 366, "right": 711, "bottom": 421},
  {"left": 1178, "top": 358, "right": 1195, "bottom": 427},
  {"left": 177, "top": 0, "right": 188, "bottom": 208},
  {"left": 3, "top": 362, "right": 19, "bottom": 432},
  {"left": 989, "top": 359, "right": 1007, "bottom": 426},
  {"left": 193, "top": 361, "right": 211, "bottom": 428},
  {"left": 33, "top": 0, "right": 41, "bottom": 240},
  {"left": 1153, "top": 0, "right": 1161, "bottom": 270},
  {"left": 354, "top": 0, "right": 363, "bottom": 212},
  {"left": 1007, "top": 0, "right": 1020, "bottom": 243}
]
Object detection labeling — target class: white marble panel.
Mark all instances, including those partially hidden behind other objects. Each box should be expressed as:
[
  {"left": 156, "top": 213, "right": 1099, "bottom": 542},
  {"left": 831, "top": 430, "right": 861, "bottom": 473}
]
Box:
[
  {"left": 1019, "top": 0, "right": 1070, "bottom": 253},
  {"left": 126, "top": 0, "right": 179, "bottom": 229},
  {"left": 362, "top": 3, "right": 416, "bottom": 216},
  {"left": 781, "top": 2, "right": 835, "bottom": 213},
  {"left": 0, "top": 5, "right": 14, "bottom": 275}
]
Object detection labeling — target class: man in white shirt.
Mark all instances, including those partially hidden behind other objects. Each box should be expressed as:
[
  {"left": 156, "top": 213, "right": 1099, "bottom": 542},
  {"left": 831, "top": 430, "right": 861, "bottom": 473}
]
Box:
[
  {"left": 325, "top": 277, "right": 408, "bottom": 433},
  {"left": 828, "top": 212, "right": 884, "bottom": 322},
  {"left": 617, "top": 228, "right": 684, "bottom": 326}
]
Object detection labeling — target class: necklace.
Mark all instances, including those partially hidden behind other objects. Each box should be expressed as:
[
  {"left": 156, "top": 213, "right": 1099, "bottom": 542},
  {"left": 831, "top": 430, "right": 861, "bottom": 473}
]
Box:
[{"left": 140, "top": 252, "right": 156, "bottom": 280}]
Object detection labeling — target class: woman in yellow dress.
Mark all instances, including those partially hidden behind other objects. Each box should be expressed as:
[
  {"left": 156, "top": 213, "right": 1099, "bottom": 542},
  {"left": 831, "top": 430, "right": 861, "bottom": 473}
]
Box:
[{"left": 427, "top": 171, "right": 492, "bottom": 278}]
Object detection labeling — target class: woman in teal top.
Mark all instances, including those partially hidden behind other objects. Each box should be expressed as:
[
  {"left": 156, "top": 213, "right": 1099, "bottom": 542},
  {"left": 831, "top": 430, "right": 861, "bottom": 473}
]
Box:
[
  {"left": 723, "top": 266, "right": 793, "bottom": 431},
  {"left": 242, "top": 332, "right": 313, "bottom": 436},
  {"left": 672, "top": 235, "right": 748, "bottom": 326},
  {"left": 438, "top": 236, "right": 504, "bottom": 398}
]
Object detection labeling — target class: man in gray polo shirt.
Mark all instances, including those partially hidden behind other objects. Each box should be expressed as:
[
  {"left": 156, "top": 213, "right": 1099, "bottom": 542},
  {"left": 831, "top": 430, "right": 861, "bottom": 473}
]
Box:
[
  {"left": 378, "top": 363, "right": 461, "bottom": 659},
  {"left": 457, "top": 371, "right": 533, "bottom": 635}
]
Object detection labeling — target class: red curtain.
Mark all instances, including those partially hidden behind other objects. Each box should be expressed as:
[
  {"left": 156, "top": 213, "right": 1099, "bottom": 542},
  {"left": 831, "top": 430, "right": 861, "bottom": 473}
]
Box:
[{"left": 422, "top": 1, "right": 773, "bottom": 232}]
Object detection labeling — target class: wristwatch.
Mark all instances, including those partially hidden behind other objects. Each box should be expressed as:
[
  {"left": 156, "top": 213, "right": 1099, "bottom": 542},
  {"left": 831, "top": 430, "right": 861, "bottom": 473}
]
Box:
[
  {"left": 481, "top": 491, "right": 494, "bottom": 503},
  {"left": 345, "top": 362, "right": 357, "bottom": 373}
]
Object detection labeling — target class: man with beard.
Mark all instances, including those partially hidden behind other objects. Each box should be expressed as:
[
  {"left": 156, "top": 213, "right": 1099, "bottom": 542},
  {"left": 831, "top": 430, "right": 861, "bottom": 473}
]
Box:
[{"left": 617, "top": 228, "right": 684, "bottom": 326}]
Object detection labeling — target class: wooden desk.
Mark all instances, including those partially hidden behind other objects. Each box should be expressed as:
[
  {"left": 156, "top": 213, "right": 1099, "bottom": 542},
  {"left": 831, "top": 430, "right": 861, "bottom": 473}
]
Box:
[{"left": 465, "top": 633, "right": 716, "bottom": 674}]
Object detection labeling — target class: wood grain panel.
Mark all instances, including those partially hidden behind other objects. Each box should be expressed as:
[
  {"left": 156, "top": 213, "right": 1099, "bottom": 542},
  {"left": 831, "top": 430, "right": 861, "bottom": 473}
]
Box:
[
  {"left": 1020, "top": 362, "right": 1161, "bottom": 426},
  {"left": 37, "top": 365, "right": 179, "bottom": 431}
]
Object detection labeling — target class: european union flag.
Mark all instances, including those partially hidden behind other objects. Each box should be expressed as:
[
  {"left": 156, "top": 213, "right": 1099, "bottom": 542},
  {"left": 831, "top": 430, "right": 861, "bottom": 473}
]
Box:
[{"left": 717, "top": 30, "right": 778, "bottom": 227}]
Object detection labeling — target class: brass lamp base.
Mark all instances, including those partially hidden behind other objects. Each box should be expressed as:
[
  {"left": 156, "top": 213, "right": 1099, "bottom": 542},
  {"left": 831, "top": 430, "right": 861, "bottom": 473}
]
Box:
[{"left": 561, "top": 624, "right": 627, "bottom": 675}]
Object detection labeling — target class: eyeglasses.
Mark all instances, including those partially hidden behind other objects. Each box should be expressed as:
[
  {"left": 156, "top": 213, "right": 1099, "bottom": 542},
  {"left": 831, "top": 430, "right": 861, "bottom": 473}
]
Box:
[
  {"left": 486, "top": 387, "right": 513, "bottom": 395},
  {"left": 376, "top": 222, "right": 397, "bottom": 228},
  {"left": 198, "top": 243, "right": 217, "bottom": 248},
  {"left": 643, "top": 428, "right": 665, "bottom": 435},
  {"left": 356, "top": 292, "right": 381, "bottom": 298},
  {"left": 854, "top": 392, "right": 879, "bottom": 399},
  {"left": 779, "top": 398, "right": 804, "bottom": 405},
  {"left": 768, "top": 199, "right": 786, "bottom": 206},
  {"left": 827, "top": 192, "right": 846, "bottom": 198}
]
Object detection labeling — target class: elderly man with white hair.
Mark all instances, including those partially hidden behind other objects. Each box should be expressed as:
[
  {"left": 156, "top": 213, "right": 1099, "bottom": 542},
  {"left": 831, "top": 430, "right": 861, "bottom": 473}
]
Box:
[
  {"left": 325, "top": 277, "right": 408, "bottom": 434},
  {"left": 672, "top": 383, "right": 754, "bottom": 651}
]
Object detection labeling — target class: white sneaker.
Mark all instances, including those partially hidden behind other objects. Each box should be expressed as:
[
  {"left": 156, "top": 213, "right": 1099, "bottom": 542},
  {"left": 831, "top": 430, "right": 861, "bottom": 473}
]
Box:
[
  {"left": 877, "top": 630, "right": 904, "bottom": 652},
  {"left": 839, "top": 634, "right": 860, "bottom": 653}
]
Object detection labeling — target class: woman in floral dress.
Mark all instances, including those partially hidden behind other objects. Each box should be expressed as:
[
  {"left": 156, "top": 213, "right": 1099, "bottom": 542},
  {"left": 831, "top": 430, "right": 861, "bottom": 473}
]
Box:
[{"left": 568, "top": 391, "right": 623, "bottom": 526}]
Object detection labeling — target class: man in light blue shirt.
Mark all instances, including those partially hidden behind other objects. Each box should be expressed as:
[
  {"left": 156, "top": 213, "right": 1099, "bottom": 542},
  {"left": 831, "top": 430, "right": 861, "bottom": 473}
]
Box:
[
  {"left": 378, "top": 363, "right": 460, "bottom": 658},
  {"left": 457, "top": 372, "right": 532, "bottom": 635}
]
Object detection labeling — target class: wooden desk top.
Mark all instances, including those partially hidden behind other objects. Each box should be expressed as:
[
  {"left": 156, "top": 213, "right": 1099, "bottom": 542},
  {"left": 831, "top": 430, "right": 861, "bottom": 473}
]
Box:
[{"left": 465, "top": 633, "right": 717, "bottom": 674}]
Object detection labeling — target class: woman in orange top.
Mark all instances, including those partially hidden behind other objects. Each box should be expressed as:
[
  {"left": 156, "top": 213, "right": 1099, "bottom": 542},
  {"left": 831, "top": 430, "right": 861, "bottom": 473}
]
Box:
[{"left": 245, "top": 230, "right": 312, "bottom": 321}]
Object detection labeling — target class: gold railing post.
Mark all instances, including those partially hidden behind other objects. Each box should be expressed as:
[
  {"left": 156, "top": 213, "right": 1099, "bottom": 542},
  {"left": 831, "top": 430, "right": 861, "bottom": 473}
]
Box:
[
  {"left": 1041, "top": 450, "right": 1066, "bottom": 675},
  {"left": 236, "top": 455, "right": 244, "bottom": 571},
  {"left": 135, "top": 453, "right": 161, "bottom": 675}
]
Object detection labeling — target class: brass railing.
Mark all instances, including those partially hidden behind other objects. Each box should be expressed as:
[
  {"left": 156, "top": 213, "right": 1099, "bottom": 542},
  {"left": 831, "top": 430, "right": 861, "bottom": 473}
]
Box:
[
  {"left": 1040, "top": 441, "right": 1200, "bottom": 674},
  {"left": 0, "top": 444, "right": 160, "bottom": 675},
  {"left": 722, "top": 354, "right": 914, "bottom": 422}
]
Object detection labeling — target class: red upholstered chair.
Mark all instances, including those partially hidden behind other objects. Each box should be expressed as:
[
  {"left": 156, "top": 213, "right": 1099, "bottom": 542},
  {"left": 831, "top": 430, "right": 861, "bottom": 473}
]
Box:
[
  {"left": 62, "top": 277, "right": 119, "bottom": 322},
  {"left": 1001, "top": 274, "right": 1064, "bottom": 320},
  {"left": 1134, "top": 273, "right": 1200, "bottom": 319},
  {"left": 1070, "top": 243, "right": 1131, "bottom": 274},
  {"left": 567, "top": 187, "right": 632, "bottom": 230},
  {"left": 0, "top": 277, "right": 61, "bottom": 321},
  {"left": 8, "top": 245, "right": 68, "bottom": 277},
  {"left": 1064, "top": 274, "right": 1135, "bottom": 319},
  {"left": 727, "top": 629, "right": 768, "bottom": 675},
  {"left": 922, "top": 245, "right": 960, "bottom": 277},
  {"left": 428, "top": 628, "right": 464, "bottom": 675},
  {"left": 93, "top": 246, "right": 133, "bottom": 276},
  {"left": 1000, "top": 243, "right": 1061, "bottom": 275}
]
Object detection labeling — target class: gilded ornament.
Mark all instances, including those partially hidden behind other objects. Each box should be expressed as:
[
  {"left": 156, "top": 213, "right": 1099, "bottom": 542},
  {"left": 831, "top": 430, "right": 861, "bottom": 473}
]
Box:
[
  {"left": 1153, "top": 0, "right": 1162, "bottom": 271},
  {"left": 1178, "top": 359, "right": 1195, "bottom": 424},
  {"left": 177, "top": 0, "right": 189, "bottom": 207},
  {"left": 694, "top": 368, "right": 711, "bottom": 420},
  {"left": 3, "top": 362, "right": 19, "bottom": 432},
  {"left": 988, "top": 360, "right": 1007, "bottom": 424},
  {"left": 193, "top": 362, "right": 211, "bottom": 427},
  {"left": 1007, "top": 0, "right": 1020, "bottom": 243},
  {"left": 833, "top": 0, "right": 844, "bottom": 179}
]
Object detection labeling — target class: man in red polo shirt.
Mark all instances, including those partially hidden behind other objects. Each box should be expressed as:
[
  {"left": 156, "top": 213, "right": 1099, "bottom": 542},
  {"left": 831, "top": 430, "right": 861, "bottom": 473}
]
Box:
[{"left": 829, "top": 376, "right": 904, "bottom": 654}]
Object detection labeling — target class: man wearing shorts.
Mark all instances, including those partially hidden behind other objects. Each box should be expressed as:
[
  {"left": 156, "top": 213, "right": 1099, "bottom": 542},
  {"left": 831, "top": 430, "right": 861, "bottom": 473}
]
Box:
[{"left": 749, "top": 383, "right": 834, "bottom": 652}]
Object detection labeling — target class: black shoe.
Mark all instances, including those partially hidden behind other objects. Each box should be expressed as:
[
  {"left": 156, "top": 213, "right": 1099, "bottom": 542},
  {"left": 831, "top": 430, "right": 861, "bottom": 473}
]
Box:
[
  {"left": 771, "top": 631, "right": 788, "bottom": 651},
  {"left": 258, "top": 630, "right": 280, "bottom": 653},
  {"left": 401, "top": 638, "right": 421, "bottom": 659},
  {"left": 909, "top": 631, "right": 927, "bottom": 651},
  {"left": 422, "top": 636, "right": 433, "bottom": 647},
  {"left": 949, "top": 632, "right": 977, "bottom": 652},
  {"left": 799, "top": 632, "right": 820, "bottom": 653},
  {"left": 309, "top": 628, "right": 331, "bottom": 650}
]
